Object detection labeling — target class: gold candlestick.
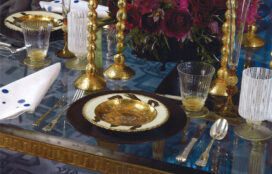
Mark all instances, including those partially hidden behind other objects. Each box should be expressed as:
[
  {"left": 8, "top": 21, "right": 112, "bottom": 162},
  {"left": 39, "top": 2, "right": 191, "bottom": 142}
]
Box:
[
  {"left": 209, "top": 0, "right": 232, "bottom": 97},
  {"left": 55, "top": 0, "right": 75, "bottom": 59},
  {"left": 242, "top": 0, "right": 265, "bottom": 49},
  {"left": 242, "top": 24, "right": 265, "bottom": 49},
  {"left": 218, "top": 0, "right": 238, "bottom": 117},
  {"left": 74, "top": 0, "right": 106, "bottom": 91},
  {"left": 103, "top": 0, "right": 135, "bottom": 80}
]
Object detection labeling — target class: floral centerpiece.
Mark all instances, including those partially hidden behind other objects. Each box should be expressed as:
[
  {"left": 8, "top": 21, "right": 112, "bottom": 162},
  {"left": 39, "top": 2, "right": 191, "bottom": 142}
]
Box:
[{"left": 107, "top": 0, "right": 260, "bottom": 65}]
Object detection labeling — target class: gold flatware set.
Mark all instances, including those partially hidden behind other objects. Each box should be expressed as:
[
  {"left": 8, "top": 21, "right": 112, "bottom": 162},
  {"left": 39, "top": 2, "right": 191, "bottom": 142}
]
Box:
[{"left": 33, "top": 89, "right": 85, "bottom": 131}]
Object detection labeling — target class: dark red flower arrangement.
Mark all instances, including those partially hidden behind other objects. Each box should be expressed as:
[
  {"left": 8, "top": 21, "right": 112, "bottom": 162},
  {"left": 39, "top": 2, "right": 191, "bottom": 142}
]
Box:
[{"left": 107, "top": 0, "right": 260, "bottom": 64}]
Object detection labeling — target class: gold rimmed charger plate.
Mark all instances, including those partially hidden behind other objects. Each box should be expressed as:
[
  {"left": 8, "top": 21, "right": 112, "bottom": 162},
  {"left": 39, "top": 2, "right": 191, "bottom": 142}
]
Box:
[
  {"left": 82, "top": 93, "right": 169, "bottom": 132},
  {"left": 4, "top": 11, "right": 63, "bottom": 32},
  {"left": 66, "top": 90, "right": 187, "bottom": 144}
]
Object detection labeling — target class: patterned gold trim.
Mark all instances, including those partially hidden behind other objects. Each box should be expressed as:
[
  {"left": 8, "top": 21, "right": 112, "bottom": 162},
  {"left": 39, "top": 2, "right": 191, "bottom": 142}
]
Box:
[
  {"left": 0, "top": 132, "right": 170, "bottom": 174},
  {"left": 81, "top": 93, "right": 170, "bottom": 132}
]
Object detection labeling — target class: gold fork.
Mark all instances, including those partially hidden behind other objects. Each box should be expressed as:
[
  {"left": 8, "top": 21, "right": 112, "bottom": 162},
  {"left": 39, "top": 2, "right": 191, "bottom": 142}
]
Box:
[
  {"left": 32, "top": 96, "right": 67, "bottom": 127},
  {"left": 42, "top": 89, "right": 85, "bottom": 132}
]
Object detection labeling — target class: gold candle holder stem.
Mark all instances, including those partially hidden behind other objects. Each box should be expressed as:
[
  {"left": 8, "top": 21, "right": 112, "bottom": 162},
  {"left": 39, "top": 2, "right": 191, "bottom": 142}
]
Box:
[
  {"left": 74, "top": 0, "right": 106, "bottom": 91},
  {"left": 103, "top": 0, "right": 135, "bottom": 80},
  {"left": 218, "top": 68, "right": 238, "bottom": 117},
  {"left": 209, "top": 1, "right": 233, "bottom": 97},
  {"left": 56, "top": 18, "right": 75, "bottom": 59}
]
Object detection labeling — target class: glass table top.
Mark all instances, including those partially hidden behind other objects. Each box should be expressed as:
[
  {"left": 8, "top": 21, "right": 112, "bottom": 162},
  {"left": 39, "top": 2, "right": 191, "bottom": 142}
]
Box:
[{"left": 1, "top": 21, "right": 272, "bottom": 174}]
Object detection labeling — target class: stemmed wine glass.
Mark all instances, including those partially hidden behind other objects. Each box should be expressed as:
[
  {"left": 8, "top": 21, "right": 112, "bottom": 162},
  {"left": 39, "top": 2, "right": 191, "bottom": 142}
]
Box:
[
  {"left": 55, "top": 0, "right": 75, "bottom": 59},
  {"left": 218, "top": 0, "right": 252, "bottom": 117},
  {"left": 234, "top": 67, "right": 272, "bottom": 141}
]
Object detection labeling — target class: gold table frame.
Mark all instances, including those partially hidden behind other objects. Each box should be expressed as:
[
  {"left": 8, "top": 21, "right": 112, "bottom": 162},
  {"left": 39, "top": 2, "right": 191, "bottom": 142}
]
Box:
[{"left": 0, "top": 124, "right": 170, "bottom": 174}]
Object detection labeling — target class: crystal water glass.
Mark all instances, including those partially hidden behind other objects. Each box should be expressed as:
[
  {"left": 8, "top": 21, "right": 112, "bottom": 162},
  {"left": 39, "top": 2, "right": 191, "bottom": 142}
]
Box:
[
  {"left": 235, "top": 67, "right": 272, "bottom": 141},
  {"left": 21, "top": 20, "right": 52, "bottom": 67},
  {"left": 177, "top": 62, "right": 215, "bottom": 117},
  {"left": 66, "top": 10, "right": 88, "bottom": 70}
]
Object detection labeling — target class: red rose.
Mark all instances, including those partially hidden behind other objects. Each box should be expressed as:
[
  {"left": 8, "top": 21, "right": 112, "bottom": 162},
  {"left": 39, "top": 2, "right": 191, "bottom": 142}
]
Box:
[
  {"left": 162, "top": 9, "right": 192, "bottom": 39},
  {"left": 141, "top": 13, "right": 161, "bottom": 33},
  {"left": 189, "top": 0, "right": 226, "bottom": 28},
  {"left": 134, "top": 0, "right": 159, "bottom": 15},
  {"left": 126, "top": 4, "right": 141, "bottom": 30}
]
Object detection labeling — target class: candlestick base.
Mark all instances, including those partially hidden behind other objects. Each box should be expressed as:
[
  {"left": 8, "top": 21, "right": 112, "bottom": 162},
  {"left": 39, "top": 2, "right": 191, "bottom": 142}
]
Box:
[
  {"left": 74, "top": 74, "right": 106, "bottom": 91},
  {"left": 209, "top": 79, "right": 228, "bottom": 96},
  {"left": 104, "top": 64, "right": 135, "bottom": 80},
  {"left": 242, "top": 24, "right": 265, "bottom": 49}
]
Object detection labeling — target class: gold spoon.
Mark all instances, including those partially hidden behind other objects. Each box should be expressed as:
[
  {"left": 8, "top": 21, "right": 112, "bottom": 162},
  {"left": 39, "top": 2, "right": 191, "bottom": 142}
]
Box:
[{"left": 195, "top": 118, "right": 228, "bottom": 167}]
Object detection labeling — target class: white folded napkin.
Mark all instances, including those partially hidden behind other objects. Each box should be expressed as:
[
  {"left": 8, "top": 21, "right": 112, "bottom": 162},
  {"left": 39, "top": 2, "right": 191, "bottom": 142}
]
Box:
[
  {"left": 0, "top": 63, "right": 61, "bottom": 120},
  {"left": 39, "top": 0, "right": 108, "bottom": 18}
]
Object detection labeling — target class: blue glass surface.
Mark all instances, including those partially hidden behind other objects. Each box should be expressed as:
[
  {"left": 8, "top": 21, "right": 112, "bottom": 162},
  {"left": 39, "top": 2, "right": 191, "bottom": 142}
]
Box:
[{"left": 1, "top": 23, "right": 272, "bottom": 174}]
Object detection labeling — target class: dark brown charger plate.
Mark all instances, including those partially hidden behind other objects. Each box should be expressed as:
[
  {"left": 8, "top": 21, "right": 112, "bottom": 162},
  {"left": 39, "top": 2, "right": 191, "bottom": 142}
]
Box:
[{"left": 66, "top": 90, "right": 187, "bottom": 144}]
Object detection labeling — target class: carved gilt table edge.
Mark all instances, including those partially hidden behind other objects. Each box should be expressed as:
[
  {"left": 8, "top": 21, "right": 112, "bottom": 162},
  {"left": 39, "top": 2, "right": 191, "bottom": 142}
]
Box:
[{"left": 0, "top": 123, "right": 171, "bottom": 174}]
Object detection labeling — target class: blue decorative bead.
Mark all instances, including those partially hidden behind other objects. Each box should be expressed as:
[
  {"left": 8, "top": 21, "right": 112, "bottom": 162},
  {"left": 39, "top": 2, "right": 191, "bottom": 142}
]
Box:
[
  {"left": 48, "top": 6, "right": 52, "bottom": 12},
  {"left": 2, "top": 101, "right": 6, "bottom": 104},
  {"left": 2, "top": 89, "right": 8, "bottom": 93},
  {"left": 74, "top": 0, "right": 79, "bottom": 3},
  {"left": 24, "top": 104, "right": 30, "bottom": 107},
  {"left": 18, "top": 99, "right": 26, "bottom": 103}
]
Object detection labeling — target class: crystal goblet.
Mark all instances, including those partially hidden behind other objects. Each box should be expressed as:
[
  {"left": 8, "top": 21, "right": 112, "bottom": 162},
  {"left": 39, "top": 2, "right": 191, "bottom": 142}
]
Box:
[
  {"left": 177, "top": 62, "right": 215, "bottom": 118},
  {"left": 21, "top": 20, "right": 52, "bottom": 67}
]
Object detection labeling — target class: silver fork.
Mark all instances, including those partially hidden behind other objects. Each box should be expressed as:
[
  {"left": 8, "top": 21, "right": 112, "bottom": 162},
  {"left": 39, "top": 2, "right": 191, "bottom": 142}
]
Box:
[{"left": 42, "top": 89, "right": 85, "bottom": 132}]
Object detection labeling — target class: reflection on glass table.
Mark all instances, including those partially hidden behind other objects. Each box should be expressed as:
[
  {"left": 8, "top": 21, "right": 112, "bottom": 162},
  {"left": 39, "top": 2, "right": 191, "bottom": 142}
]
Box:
[{"left": 1, "top": 26, "right": 272, "bottom": 174}]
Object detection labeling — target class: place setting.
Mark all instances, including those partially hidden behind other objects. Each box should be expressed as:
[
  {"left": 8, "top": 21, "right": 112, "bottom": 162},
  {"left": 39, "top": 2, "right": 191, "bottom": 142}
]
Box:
[
  {"left": 1, "top": 0, "right": 272, "bottom": 173},
  {"left": 66, "top": 90, "right": 187, "bottom": 144}
]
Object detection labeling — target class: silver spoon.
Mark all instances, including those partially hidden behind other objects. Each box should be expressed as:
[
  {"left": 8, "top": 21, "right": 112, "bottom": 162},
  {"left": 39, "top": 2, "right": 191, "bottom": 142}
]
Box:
[{"left": 195, "top": 118, "right": 228, "bottom": 167}]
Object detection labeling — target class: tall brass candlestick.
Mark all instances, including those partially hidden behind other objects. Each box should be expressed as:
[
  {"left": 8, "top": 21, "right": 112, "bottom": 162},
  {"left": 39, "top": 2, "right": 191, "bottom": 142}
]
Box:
[
  {"left": 209, "top": 0, "right": 232, "bottom": 97},
  {"left": 103, "top": 0, "right": 135, "bottom": 80},
  {"left": 218, "top": 0, "right": 238, "bottom": 117},
  {"left": 74, "top": 0, "right": 106, "bottom": 91}
]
